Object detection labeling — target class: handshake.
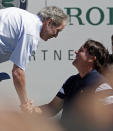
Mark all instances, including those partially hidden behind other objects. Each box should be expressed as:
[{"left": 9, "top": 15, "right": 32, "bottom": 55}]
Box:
[{"left": 20, "top": 100, "right": 42, "bottom": 114}]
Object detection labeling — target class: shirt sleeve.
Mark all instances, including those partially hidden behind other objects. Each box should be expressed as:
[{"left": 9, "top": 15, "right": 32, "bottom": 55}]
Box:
[
  {"left": 57, "top": 86, "right": 65, "bottom": 99},
  {"left": 56, "top": 75, "right": 77, "bottom": 99},
  {"left": 56, "top": 78, "right": 70, "bottom": 99},
  {"left": 10, "top": 34, "right": 39, "bottom": 71}
]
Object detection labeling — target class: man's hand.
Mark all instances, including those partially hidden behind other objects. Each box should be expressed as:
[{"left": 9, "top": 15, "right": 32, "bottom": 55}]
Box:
[
  {"left": 20, "top": 100, "right": 42, "bottom": 114},
  {"left": 20, "top": 100, "right": 34, "bottom": 113},
  {"left": 33, "top": 107, "right": 42, "bottom": 114}
]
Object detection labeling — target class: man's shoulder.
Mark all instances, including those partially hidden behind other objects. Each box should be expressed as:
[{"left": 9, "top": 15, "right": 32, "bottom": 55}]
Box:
[
  {"left": 86, "top": 70, "right": 105, "bottom": 82},
  {"left": 62, "top": 74, "right": 80, "bottom": 90},
  {"left": 67, "top": 74, "right": 80, "bottom": 80},
  {"left": 63, "top": 74, "right": 80, "bottom": 84},
  {"left": 0, "top": 7, "right": 28, "bottom": 14}
]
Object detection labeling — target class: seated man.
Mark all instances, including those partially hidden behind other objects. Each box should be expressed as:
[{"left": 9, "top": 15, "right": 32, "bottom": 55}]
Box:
[{"left": 22, "top": 40, "right": 113, "bottom": 131}]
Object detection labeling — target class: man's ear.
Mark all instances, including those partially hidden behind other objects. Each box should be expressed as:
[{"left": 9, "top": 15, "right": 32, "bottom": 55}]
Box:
[
  {"left": 88, "top": 56, "right": 96, "bottom": 63},
  {"left": 47, "top": 18, "right": 54, "bottom": 25}
]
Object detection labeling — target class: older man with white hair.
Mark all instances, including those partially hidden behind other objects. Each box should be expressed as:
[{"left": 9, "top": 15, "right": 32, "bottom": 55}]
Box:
[{"left": 0, "top": 6, "right": 68, "bottom": 107}]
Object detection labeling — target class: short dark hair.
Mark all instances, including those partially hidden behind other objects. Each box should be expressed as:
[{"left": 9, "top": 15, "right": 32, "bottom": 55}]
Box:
[{"left": 84, "top": 39, "right": 109, "bottom": 73}]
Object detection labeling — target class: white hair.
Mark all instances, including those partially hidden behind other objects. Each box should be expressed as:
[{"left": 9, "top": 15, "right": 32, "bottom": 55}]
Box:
[{"left": 38, "top": 6, "right": 68, "bottom": 26}]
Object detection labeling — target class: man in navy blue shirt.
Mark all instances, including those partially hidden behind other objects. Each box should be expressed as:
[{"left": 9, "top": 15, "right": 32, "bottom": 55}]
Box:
[{"left": 23, "top": 40, "right": 113, "bottom": 130}]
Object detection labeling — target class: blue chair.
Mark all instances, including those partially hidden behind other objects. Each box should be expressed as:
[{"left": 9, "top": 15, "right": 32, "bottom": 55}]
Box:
[{"left": 0, "top": 72, "right": 10, "bottom": 81}]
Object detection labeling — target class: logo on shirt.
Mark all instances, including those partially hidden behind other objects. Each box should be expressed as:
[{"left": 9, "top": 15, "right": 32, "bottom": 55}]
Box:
[{"left": 0, "top": 0, "right": 28, "bottom": 10}]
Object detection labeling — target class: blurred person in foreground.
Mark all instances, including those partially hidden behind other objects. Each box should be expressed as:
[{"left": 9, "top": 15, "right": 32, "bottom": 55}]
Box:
[
  {"left": 0, "top": 111, "right": 64, "bottom": 131},
  {"left": 0, "top": 6, "right": 68, "bottom": 107},
  {"left": 23, "top": 40, "right": 113, "bottom": 131}
]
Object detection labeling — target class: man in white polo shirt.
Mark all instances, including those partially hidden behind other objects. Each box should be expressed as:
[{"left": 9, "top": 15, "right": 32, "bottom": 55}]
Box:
[{"left": 0, "top": 6, "right": 68, "bottom": 108}]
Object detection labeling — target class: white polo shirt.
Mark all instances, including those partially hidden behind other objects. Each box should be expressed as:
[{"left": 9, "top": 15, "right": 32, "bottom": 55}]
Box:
[{"left": 0, "top": 7, "right": 42, "bottom": 70}]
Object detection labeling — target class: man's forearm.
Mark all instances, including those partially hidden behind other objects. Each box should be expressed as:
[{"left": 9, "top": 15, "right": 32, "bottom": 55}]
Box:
[
  {"left": 12, "top": 64, "right": 28, "bottom": 104},
  {"left": 34, "top": 104, "right": 56, "bottom": 117},
  {"left": 34, "top": 97, "right": 64, "bottom": 116},
  {"left": 13, "top": 77, "right": 28, "bottom": 104}
]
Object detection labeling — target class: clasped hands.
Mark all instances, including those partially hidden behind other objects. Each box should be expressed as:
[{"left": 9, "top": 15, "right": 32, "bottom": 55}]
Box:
[{"left": 20, "top": 100, "right": 42, "bottom": 114}]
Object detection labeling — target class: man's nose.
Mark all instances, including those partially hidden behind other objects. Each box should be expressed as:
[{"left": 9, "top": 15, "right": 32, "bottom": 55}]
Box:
[
  {"left": 75, "top": 50, "right": 78, "bottom": 54},
  {"left": 54, "top": 32, "right": 58, "bottom": 38}
]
